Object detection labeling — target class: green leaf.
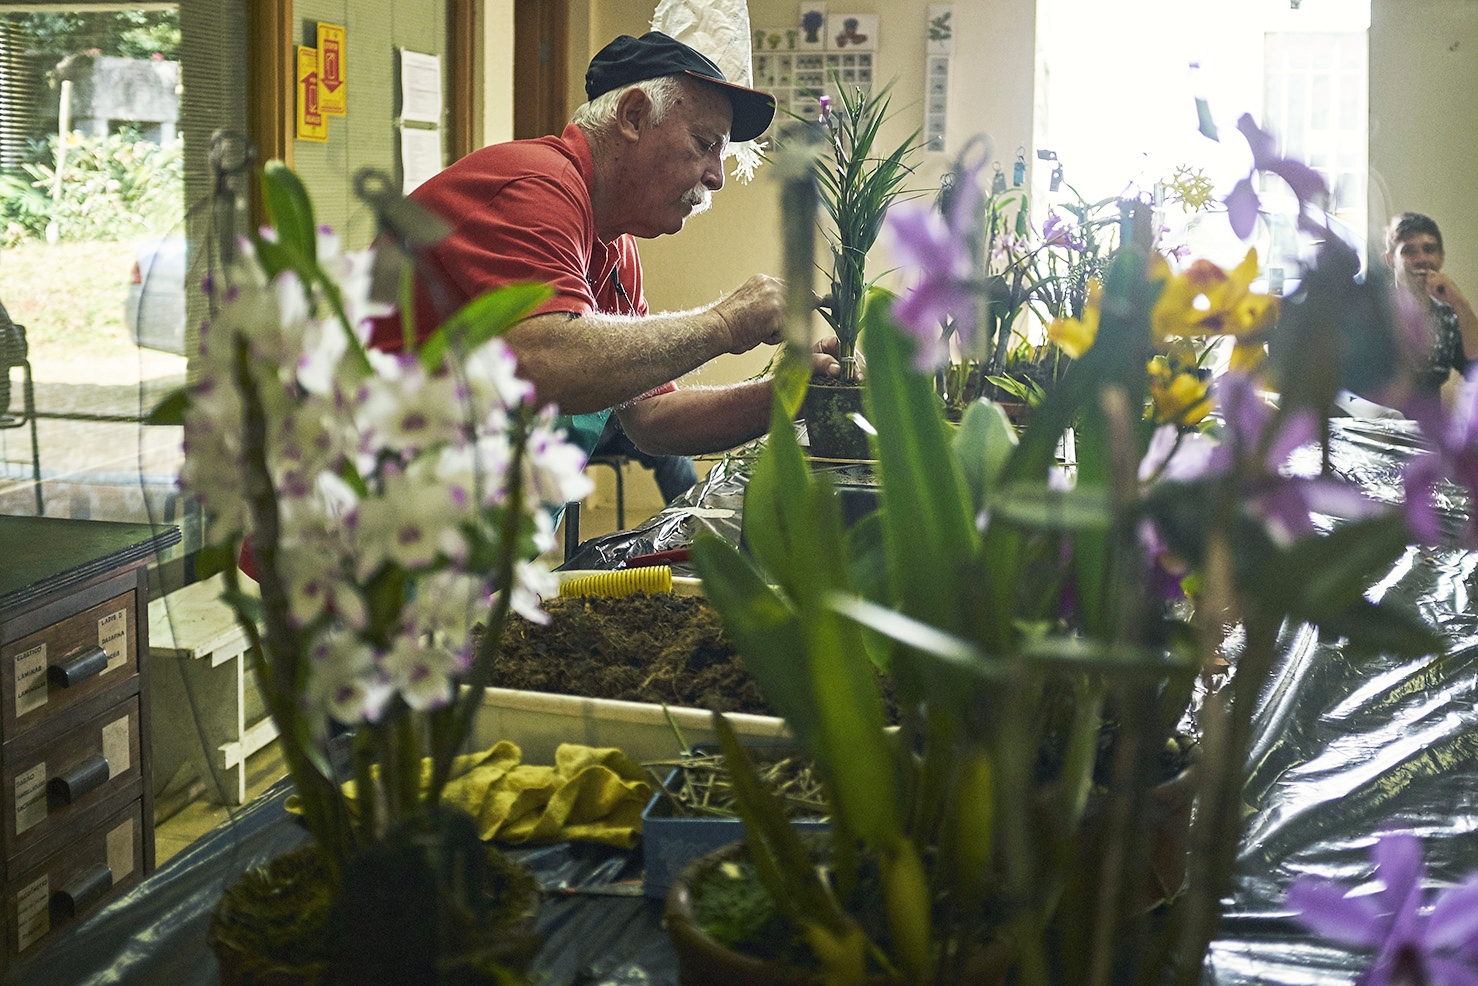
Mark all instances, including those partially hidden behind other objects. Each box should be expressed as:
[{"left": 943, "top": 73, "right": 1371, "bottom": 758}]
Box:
[
  {"left": 192, "top": 542, "right": 237, "bottom": 580},
  {"left": 953, "top": 399, "right": 1017, "bottom": 515},
  {"left": 252, "top": 236, "right": 294, "bottom": 279},
  {"left": 827, "top": 592, "right": 991, "bottom": 672},
  {"left": 690, "top": 536, "right": 822, "bottom": 755},
  {"left": 711, "top": 713, "right": 849, "bottom": 932},
  {"left": 989, "top": 482, "right": 1114, "bottom": 532},
  {"left": 741, "top": 398, "right": 819, "bottom": 593},
  {"left": 1313, "top": 599, "right": 1445, "bottom": 659},
  {"left": 260, "top": 160, "right": 318, "bottom": 268},
  {"left": 418, "top": 282, "right": 552, "bottom": 371},
  {"left": 862, "top": 290, "right": 978, "bottom": 634},
  {"left": 1017, "top": 633, "right": 1196, "bottom": 678},
  {"left": 801, "top": 598, "right": 901, "bottom": 848},
  {"left": 146, "top": 387, "right": 189, "bottom": 426},
  {"left": 844, "top": 510, "right": 893, "bottom": 674},
  {"left": 220, "top": 589, "right": 264, "bottom": 628},
  {"left": 1251, "top": 516, "right": 1414, "bottom": 620},
  {"left": 772, "top": 347, "right": 812, "bottom": 421}
]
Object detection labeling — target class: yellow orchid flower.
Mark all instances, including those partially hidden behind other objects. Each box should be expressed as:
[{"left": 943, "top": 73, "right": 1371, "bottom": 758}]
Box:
[
  {"left": 1047, "top": 282, "right": 1103, "bottom": 358},
  {"left": 1229, "top": 340, "right": 1268, "bottom": 374},
  {"left": 1151, "top": 248, "right": 1280, "bottom": 343},
  {"left": 1147, "top": 352, "right": 1213, "bottom": 425}
]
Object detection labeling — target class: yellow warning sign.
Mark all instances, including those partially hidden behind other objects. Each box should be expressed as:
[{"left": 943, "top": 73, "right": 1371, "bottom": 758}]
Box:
[
  {"left": 318, "top": 22, "right": 347, "bottom": 116},
  {"left": 296, "top": 45, "right": 328, "bottom": 142}
]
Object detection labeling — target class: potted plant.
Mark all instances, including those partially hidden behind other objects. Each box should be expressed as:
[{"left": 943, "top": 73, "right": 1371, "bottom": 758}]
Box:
[
  {"left": 673, "top": 121, "right": 1450, "bottom": 985},
  {"left": 905, "top": 154, "right": 1125, "bottom": 423},
  {"left": 150, "top": 162, "right": 593, "bottom": 984},
  {"left": 801, "top": 81, "right": 922, "bottom": 460}
]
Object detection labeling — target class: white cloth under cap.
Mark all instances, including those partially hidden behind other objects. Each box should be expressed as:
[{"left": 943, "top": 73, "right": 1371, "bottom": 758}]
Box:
[{"left": 651, "top": 0, "right": 766, "bottom": 182}]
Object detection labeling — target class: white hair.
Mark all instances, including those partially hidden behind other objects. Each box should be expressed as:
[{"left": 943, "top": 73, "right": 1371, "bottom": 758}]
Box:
[{"left": 572, "top": 75, "right": 689, "bottom": 139}]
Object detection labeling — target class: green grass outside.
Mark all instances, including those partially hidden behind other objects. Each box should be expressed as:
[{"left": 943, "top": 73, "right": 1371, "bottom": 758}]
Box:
[{"left": 0, "top": 239, "right": 139, "bottom": 361}]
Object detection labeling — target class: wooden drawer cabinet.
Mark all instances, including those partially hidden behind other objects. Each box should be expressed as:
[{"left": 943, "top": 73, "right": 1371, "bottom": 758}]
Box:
[
  {"left": 3, "top": 800, "right": 144, "bottom": 962},
  {"left": 3, "top": 696, "right": 143, "bottom": 859},
  {"left": 0, "top": 516, "right": 178, "bottom": 974},
  {"left": 2, "top": 588, "right": 139, "bottom": 747}
]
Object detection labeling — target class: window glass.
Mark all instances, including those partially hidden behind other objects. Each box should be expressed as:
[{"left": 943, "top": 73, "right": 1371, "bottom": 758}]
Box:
[{"left": 0, "top": 7, "right": 190, "bottom": 544}]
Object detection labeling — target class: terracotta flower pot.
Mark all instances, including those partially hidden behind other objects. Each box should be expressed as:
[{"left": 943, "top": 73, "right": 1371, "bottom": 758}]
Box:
[
  {"left": 662, "top": 838, "right": 1008, "bottom": 986},
  {"left": 663, "top": 838, "right": 845, "bottom": 986}
]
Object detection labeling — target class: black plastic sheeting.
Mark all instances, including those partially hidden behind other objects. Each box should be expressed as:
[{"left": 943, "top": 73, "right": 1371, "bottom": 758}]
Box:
[{"left": 14, "top": 418, "right": 1478, "bottom": 985}]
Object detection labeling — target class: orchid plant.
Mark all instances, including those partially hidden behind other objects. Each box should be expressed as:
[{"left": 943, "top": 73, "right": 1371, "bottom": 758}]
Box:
[
  {"left": 811, "top": 81, "right": 922, "bottom": 382},
  {"left": 889, "top": 149, "right": 1126, "bottom": 418},
  {"left": 688, "top": 114, "right": 1463, "bottom": 986},
  {"left": 152, "top": 163, "right": 590, "bottom": 942}
]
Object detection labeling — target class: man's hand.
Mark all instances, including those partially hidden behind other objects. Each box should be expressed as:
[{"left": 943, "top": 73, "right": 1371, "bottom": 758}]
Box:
[
  {"left": 710, "top": 275, "right": 786, "bottom": 354},
  {"left": 1426, "top": 270, "right": 1470, "bottom": 310},
  {"left": 811, "top": 335, "right": 843, "bottom": 378}
]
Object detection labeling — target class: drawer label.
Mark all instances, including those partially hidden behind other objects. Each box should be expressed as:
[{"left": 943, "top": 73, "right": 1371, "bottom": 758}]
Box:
[
  {"left": 107, "top": 817, "right": 134, "bottom": 880},
  {"left": 103, "top": 714, "right": 131, "bottom": 778},
  {"left": 15, "top": 874, "right": 49, "bottom": 952},
  {"left": 14, "top": 642, "right": 48, "bottom": 717},
  {"left": 15, "top": 762, "right": 46, "bottom": 834},
  {"left": 98, "top": 609, "right": 128, "bottom": 673}
]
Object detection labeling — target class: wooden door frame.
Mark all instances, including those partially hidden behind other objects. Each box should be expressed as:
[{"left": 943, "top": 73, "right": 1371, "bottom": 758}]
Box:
[
  {"left": 447, "top": 0, "right": 477, "bottom": 160},
  {"left": 514, "top": 0, "right": 567, "bottom": 140}
]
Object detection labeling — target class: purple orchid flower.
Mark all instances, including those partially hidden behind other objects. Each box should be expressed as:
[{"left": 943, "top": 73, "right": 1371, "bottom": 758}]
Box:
[
  {"left": 1224, "top": 114, "right": 1331, "bottom": 241},
  {"left": 884, "top": 160, "right": 982, "bottom": 370},
  {"left": 1288, "top": 833, "right": 1478, "bottom": 986},
  {"left": 1164, "top": 374, "right": 1382, "bottom": 544},
  {"left": 1041, "top": 210, "right": 1086, "bottom": 252},
  {"left": 1402, "top": 366, "right": 1478, "bottom": 547},
  {"left": 1218, "top": 373, "right": 1383, "bottom": 543}
]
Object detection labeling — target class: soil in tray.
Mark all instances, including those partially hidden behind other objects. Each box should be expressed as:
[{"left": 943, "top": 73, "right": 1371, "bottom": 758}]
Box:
[{"left": 488, "top": 592, "right": 772, "bottom": 715}]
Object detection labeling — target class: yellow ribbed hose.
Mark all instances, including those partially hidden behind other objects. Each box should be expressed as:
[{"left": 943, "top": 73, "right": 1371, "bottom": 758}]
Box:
[{"left": 558, "top": 566, "right": 673, "bottom": 598}]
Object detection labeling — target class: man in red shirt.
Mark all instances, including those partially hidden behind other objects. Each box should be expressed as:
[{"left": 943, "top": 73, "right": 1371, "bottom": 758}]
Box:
[{"left": 373, "top": 31, "right": 838, "bottom": 462}]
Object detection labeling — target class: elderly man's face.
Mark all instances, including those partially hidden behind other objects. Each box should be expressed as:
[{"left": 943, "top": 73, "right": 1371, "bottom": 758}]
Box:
[
  {"left": 624, "top": 79, "right": 731, "bottom": 237},
  {"left": 1390, "top": 232, "right": 1445, "bottom": 294}
]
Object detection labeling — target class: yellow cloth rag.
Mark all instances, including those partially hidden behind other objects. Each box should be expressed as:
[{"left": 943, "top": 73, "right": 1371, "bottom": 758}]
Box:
[{"left": 288, "top": 741, "right": 652, "bottom": 849}]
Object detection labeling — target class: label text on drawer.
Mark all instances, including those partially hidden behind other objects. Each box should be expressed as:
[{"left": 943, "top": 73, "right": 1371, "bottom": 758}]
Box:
[
  {"left": 108, "top": 817, "right": 134, "bottom": 880},
  {"left": 15, "top": 762, "right": 46, "bottom": 833},
  {"left": 14, "top": 642, "right": 47, "bottom": 717},
  {"left": 102, "top": 714, "right": 131, "bottom": 778},
  {"left": 15, "top": 875, "right": 49, "bottom": 952},
  {"left": 98, "top": 609, "right": 128, "bottom": 673}
]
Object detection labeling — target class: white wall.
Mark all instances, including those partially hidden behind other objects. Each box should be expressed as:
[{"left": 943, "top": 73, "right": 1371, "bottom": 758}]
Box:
[
  {"left": 1370, "top": 0, "right": 1478, "bottom": 294},
  {"left": 482, "top": 0, "right": 515, "bottom": 147}
]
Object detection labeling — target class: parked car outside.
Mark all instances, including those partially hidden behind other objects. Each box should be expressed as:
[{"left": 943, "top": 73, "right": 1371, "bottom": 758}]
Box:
[{"left": 125, "top": 235, "right": 187, "bottom": 355}]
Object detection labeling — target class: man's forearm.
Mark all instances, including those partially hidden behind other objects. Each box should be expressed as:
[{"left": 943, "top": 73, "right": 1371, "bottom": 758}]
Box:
[
  {"left": 506, "top": 309, "right": 734, "bottom": 414},
  {"left": 616, "top": 380, "right": 776, "bottom": 456},
  {"left": 504, "top": 274, "right": 786, "bottom": 415}
]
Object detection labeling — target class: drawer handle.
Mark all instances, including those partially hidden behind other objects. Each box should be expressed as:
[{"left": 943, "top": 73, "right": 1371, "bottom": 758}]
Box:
[
  {"left": 51, "top": 863, "right": 113, "bottom": 921},
  {"left": 47, "top": 645, "right": 110, "bottom": 687},
  {"left": 48, "top": 753, "right": 111, "bottom": 805}
]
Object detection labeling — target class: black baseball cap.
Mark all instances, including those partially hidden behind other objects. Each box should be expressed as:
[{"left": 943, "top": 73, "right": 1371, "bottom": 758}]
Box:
[{"left": 584, "top": 31, "right": 776, "bottom": 143}]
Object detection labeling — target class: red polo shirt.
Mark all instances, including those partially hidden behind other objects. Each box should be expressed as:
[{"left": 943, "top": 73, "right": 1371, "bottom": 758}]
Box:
[{"left": 370, "top": 123, "right": 649, "bottom": 349}]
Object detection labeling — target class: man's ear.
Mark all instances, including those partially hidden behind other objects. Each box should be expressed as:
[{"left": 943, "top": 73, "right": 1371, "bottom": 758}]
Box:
[
  {"left": 1384, "top": 251, "right": 1395, "bottom": 269},
  {"left": 614, "top": 88, "right": 650, "bottom": 143}
]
